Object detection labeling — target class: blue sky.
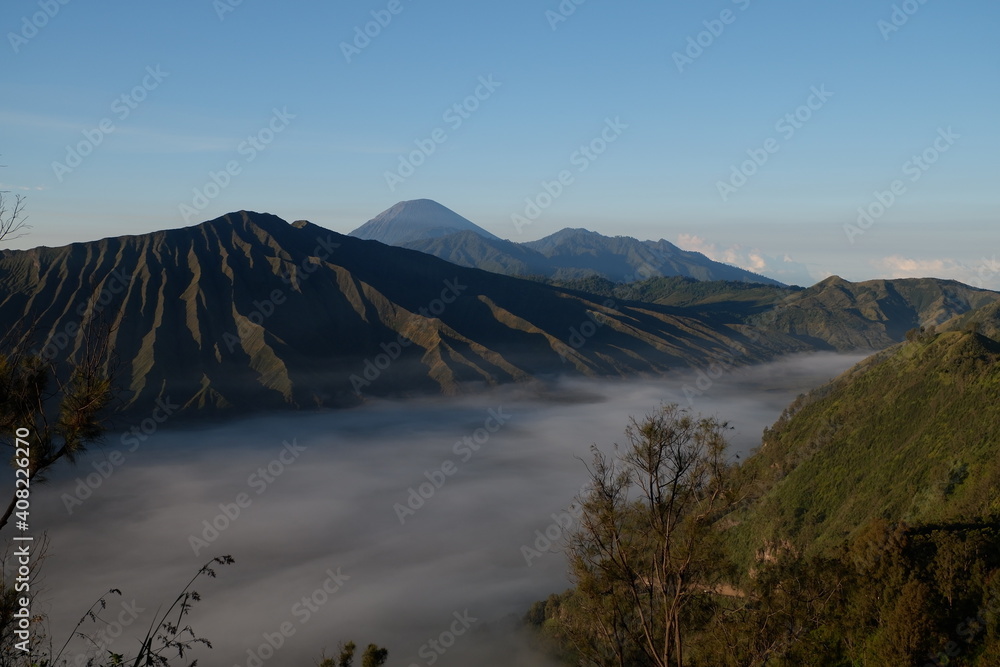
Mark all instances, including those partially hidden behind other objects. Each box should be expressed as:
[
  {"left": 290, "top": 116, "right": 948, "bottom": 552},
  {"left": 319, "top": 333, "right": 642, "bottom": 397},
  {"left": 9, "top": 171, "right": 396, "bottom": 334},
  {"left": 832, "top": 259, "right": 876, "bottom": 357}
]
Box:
[{"left": 2, "top": 0, "right": 998, "bottom": 287}]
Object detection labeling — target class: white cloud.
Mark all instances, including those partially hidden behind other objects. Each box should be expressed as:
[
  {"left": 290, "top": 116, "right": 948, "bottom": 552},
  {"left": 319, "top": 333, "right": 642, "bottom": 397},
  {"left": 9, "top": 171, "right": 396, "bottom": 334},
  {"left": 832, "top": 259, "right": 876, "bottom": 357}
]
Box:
[
  {"left": 876, "top": 255, "right": 949, "bottom": 276},
  {"left": 676, "top": 234, "right": 817, "bottom": 286},
  {"left": 873, "top": 254, "right": 1000, "bottom": 290},
  {"left": 676, "top": 233, "right": 716, "bottom": 257}
]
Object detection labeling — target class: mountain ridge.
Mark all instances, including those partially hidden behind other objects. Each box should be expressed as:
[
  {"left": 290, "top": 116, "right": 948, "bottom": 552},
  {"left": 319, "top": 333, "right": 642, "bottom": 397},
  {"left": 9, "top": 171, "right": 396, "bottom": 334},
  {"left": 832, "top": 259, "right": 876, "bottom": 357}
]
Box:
[
  {"left": 352, "top": 199, "right": 786, "bottom": 285},
  {"left": 5, "top": 210, "right": 999, "bottom": 423},
  {"left": 2, "top": 211, "right": 799, "bottom": 421}
]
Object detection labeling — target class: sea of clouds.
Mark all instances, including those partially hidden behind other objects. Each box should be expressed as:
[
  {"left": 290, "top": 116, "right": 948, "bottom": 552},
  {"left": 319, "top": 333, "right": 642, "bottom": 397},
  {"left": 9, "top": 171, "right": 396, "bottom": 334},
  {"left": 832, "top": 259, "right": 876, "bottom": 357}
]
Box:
[{"left": 28, "top": 352, "right": 866, "bottom": 666}]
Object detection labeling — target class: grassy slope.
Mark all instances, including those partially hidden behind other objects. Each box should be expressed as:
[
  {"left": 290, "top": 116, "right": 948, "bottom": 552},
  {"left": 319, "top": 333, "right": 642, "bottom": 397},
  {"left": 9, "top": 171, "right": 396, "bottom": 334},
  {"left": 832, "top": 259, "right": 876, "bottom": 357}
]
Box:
[
  {"left": 730, "top": 329, "right": 1000, "bottom": 563},
  {"left": 551, "top": 275, "right": 1000, "bottom": 352},
  {"left": 944, "top": 300, "right": 1000, "bottom": 340}
]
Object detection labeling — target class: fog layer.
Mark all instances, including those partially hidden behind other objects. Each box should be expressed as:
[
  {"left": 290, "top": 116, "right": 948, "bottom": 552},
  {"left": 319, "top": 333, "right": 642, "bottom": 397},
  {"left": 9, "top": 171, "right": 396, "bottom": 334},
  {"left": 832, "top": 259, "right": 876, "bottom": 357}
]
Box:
[{"left": 32, "top": 352, "right": 866, "bottom": 666}]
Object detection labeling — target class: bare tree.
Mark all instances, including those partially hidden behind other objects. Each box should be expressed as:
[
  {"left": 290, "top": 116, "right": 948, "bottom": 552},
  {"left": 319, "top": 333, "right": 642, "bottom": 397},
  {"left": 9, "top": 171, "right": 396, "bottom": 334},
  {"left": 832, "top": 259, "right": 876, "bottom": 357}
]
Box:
[
  {"left": 566, "top": 404, "right": 750, "bottom": 667},
  {"left": 0, "top": 192, "right": 29, "bottom": 244},
  {"left": 0, "top": 156, "right": 33, "bottom": 244},
  {"left": 0, "top": 167, "right": 114, "bottom": 667},
  {"left": 0, "top": 178, "right": 114, "bottom": 531}
]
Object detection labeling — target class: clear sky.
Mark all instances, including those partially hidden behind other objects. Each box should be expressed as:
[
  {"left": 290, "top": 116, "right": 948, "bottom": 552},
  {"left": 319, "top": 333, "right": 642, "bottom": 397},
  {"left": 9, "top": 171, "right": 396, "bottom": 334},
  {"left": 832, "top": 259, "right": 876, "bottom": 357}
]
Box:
[{"left": 2, "top": 0, "right": 998, "bottom": 287}]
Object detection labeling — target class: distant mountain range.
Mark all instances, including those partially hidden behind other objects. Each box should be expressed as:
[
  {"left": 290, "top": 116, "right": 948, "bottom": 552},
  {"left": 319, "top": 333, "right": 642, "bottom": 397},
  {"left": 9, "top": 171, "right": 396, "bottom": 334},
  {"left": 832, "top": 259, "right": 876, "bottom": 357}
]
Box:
[
  {"left": 4, "top": 211, "right": 998, "bottom": 421},
  {"left": 350, "top": 199, "right": 784, "bottom": 285},
  {"left": 755, "top": 275, "right": 1000, "bottom": 350},
  {"left": 534, "top": 273, "right": 1000, "bottom": 352}
]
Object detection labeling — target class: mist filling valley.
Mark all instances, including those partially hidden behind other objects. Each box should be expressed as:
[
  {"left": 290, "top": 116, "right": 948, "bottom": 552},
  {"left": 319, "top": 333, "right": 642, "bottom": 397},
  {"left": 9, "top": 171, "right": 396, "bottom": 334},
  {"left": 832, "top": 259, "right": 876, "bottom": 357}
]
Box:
[{"left": 33, "top": 352, "right": 866, "bottom": 666}]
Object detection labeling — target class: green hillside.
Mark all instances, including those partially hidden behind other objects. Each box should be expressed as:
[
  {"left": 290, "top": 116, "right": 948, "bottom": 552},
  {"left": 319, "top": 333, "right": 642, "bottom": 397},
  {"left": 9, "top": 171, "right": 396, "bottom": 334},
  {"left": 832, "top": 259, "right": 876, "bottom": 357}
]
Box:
[
  {"left": 733, "top": 329, "right": 1000, "bottom": 558},
  {"left": 547, "top": 274, "right": 1000, "bottom": 352},
  {"left": 754, "top": 275, "right": 1000, "bottom": 351},
  {"left": 943, "top": 300, "right": 1000, "bottom": 341},
  {"left": 528, "top": 316, "right": 1000, "bottom": 666}
]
